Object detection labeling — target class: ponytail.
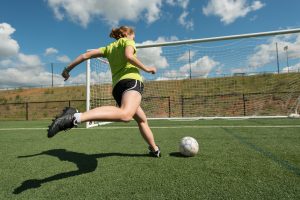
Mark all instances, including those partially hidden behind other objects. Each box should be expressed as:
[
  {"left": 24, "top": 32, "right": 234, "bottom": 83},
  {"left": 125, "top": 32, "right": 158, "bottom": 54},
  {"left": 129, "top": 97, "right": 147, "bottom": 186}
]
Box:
[{"left": 109, "top": 26, "right": 134, "bottom": 40}]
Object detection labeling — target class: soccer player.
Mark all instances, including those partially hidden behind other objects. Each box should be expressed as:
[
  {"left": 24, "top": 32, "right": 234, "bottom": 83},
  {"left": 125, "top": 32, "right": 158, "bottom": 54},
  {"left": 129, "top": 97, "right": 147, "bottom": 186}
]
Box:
[{"left": 47, "top": 26, "right": 161, "bottom": 157}]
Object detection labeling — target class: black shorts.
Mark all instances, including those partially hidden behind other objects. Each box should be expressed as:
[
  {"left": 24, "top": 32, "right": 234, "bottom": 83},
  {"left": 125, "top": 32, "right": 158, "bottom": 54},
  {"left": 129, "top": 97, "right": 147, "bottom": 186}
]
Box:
[{"left": 112, "top": 79, "right": 144, "bottom": 107}]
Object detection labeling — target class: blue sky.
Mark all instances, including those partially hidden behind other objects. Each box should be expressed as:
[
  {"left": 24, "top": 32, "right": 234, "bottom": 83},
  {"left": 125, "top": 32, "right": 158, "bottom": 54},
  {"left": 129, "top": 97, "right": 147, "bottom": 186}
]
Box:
[{"left": 0, "top": 0, "right": 300, "bottom": 88}]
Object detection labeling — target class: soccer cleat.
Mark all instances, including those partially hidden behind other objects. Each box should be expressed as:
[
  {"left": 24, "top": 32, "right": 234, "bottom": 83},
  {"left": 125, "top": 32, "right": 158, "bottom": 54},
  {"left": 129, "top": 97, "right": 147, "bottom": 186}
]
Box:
[
  {"left": 47, "top": 107, "right": 78, "bottom": 138},
  {"left": 148, "top": 145, "right": 161, "bottom": 158},
  {"left": 56, "top": 107, "right": 78, "bottom": 118}
]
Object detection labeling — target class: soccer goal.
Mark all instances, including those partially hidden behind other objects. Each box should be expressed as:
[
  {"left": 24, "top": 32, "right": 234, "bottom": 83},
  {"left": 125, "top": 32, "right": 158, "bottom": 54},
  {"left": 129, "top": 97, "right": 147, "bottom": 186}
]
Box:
[{"left": 86, "top": 28, "right": 300, "bottom": 128}]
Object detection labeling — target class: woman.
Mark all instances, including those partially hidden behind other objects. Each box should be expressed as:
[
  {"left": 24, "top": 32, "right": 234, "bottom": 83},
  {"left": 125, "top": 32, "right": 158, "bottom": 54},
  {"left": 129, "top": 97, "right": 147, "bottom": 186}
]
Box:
[{"left": 47, "top": 26, "right": 161, "bottom": 157}]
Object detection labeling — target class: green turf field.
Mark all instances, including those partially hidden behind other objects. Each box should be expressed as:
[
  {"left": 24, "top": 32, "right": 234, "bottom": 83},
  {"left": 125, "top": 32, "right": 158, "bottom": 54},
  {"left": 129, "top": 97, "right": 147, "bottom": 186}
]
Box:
[{"left": 0, "top": 119, "right": 299, "bottom": 199}]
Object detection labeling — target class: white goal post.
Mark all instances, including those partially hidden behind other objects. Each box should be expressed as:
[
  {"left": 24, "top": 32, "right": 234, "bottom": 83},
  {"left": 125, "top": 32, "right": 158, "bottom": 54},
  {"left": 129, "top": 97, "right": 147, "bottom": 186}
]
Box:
[{"left": 86, "top": 28, "right": 300, "bottom": 128}]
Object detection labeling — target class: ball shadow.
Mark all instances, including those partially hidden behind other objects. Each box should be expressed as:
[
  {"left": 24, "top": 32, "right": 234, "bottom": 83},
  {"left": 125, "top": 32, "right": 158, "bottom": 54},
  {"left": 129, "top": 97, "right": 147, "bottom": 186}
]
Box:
[{"left": 169, "top": 152, "right": 188, "bottom": 158}]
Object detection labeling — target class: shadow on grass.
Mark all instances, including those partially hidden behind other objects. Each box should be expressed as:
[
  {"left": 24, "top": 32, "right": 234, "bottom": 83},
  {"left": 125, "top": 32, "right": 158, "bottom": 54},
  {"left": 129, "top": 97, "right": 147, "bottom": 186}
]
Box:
[
  {"left": 13, "top": 149, "right": 149, "bottom": 194},
  {"left": 169, "top": 152, "right": 188, "bottom": 157}
]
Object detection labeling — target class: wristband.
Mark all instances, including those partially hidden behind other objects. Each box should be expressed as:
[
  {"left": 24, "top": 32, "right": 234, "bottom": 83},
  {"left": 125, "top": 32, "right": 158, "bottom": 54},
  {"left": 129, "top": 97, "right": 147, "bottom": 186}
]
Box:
[{"left": 64, "top": 67, "right": 71, "bottom": 72}]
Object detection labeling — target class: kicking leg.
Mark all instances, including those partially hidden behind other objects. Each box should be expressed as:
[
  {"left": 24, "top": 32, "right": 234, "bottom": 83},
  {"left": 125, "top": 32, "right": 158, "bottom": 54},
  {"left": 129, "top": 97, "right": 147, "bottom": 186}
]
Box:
[{"left": 48, "top": 91, "right": 141, "bottom": 137}]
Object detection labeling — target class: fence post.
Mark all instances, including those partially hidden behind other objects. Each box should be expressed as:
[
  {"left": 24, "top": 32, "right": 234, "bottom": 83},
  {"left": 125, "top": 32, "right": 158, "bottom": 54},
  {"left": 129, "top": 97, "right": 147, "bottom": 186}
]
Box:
[
  {"left": 242, "top": 94, "right": 246, "bottom": 116},
  {"left": 276, "top": 42, "right": 280, "bottom": 74},
  {"left": 26, "top": 102, "right": 29, "bottom": 120},
  {"left": 168, "top": 96, "right": 171, "bottom": 118},
  {"left": 51, "top": 63, "right": 54, "bottom": 87},
  {"left": 181, "top": 95, "right": 184, "bottom": 117},
  {"left": 188, "top": 49, "right": 192, "bottom": 79}
]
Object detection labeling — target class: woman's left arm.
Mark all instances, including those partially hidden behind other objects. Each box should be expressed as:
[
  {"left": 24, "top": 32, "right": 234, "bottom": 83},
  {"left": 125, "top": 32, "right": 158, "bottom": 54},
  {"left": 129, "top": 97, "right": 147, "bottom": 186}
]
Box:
[{"left": 125, "top": 46, "right": 156, "bottom": 74}]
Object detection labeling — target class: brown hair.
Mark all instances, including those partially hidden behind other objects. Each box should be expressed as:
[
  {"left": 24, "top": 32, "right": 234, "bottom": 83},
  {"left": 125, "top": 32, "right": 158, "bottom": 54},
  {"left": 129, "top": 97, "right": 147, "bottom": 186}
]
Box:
[{"left": 109, "top": 26, "right": 134, "bottom": 40}]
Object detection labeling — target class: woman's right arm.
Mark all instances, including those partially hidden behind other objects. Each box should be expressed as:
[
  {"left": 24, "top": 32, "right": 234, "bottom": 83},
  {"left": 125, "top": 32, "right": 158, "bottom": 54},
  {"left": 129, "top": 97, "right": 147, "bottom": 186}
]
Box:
[{"left": 62, "top": 49, "right": 104, "bottom": 81}]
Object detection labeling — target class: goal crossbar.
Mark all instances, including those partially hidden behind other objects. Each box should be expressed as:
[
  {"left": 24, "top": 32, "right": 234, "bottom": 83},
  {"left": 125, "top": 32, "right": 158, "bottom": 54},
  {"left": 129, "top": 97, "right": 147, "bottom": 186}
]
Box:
[{"left": 136, "top": 28, "right": 300, "bottom": 48}]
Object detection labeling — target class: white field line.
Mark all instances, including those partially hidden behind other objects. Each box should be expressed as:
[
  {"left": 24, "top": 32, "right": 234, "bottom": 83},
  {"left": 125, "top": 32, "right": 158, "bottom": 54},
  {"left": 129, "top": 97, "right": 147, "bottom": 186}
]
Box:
[{"left": 1, "top": 125, "right": 300, "bottom": 131}]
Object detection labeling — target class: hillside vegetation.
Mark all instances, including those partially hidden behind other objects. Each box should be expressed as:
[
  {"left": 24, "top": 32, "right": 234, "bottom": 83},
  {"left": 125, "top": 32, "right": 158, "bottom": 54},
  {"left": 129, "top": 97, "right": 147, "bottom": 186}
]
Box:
[
  {"left": 0, "top": 73, "right": 300, "bottom": 120},
  {"left": 0, "top": 73, "right": 298, "bottom": 103}
]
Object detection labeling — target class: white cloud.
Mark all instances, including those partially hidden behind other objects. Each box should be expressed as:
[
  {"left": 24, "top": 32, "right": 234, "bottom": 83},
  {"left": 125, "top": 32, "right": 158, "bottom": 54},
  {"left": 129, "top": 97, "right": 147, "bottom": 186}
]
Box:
[
  {"left": 247, "top": 34, "right": 300, "bottom": 69},
  {"left": 90, "top": 70, "right": 112, "bottom": 83},
  {"left": 203, "top": 0, "right": 265, "bottom": 25},
  {"left": 166, "top": 0, "right": 193, "bottom": 30},
  {"left": 0, "top": 59, "right": 13, "bottom": 68},
  {"left": 137, "top": 36, "right": 178, "bottom": 69},
  {"left": 17, "top": 53, "right": 42, "bottom": 68},
  {"left": 180, "top": 56, "right": 220, "bottom": 77},
  {"left": 248, "top": 43, "right": 275, "bottom": 68},
  {"left": 166, "top": 0, "right": 176, "bottom": 6},
  {"left": 62, "top": 58, "right": 111, "bottom": 85},
  {"left": 156, "top": 55, "right": 220, "bottom": 80},
  {"left": 0, "top": 23, "right": 20, "bottom": 57},
  {"left": 57, "top": 55, "right": 71, "bottom": 63},
  {"left": 45, "top": 47, "right": 58, "bottom": 56},
  {"left": 0, "top": 52, "right": 43, "bottom": 70},
  {"left": 177, "top": 50, "right": 195, "bottom": 62},
  {"left": 47, "top": 0, "right": 162, "bottom": 27},
  {"left": 0, "top": 68, "right": 64, "bottom": 88},
  {"left": 0, "top": 52, "right": 64, "bottom": 88},
  {"left": 231, "top": 67, "right": 248, "bottom": 74},
  {"left": 0, "top": 23, "right": 66, "bottom": 88},
  {"left": 282, "top": 63, "right": 300, "bottom": 73},
  {"left": 251, "top": 1, "right": 265, "bottom": 10},
  {"left": 178, "top": 11, "right": 194, "bottom": 30},
  {"left": 156, "top": 69, "right": 188, "bottom": 80},
  {"left": 45, "top": 48, "right": 71, "bottom": 63},
  {"left": 47, "top": 0, "right": 194, "bottom": 30},
  {"left": 0, "top": 42, "right": 74, "bottom": 87},
  {"left": 166, "top": 0, "right": 189, "bottom": 9}
]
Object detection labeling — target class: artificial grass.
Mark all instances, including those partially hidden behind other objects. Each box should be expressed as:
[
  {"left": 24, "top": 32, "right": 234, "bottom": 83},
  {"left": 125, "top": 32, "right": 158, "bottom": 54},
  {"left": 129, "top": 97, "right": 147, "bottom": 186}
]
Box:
[{"left": 0, "top": 119, "right": 299, "bottom": 199}]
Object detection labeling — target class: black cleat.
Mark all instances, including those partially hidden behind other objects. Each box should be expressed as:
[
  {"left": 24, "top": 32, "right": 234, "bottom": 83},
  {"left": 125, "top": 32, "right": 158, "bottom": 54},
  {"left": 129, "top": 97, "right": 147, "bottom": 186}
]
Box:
[
  {"left": 47, "top": 107, "right": 78, "bottom": 138},
  {"left": 56, "top": 107, "right": 78, "bottom": 118},
  {"left": 148, "top": 146, "right": 161, "bottom": 158}
]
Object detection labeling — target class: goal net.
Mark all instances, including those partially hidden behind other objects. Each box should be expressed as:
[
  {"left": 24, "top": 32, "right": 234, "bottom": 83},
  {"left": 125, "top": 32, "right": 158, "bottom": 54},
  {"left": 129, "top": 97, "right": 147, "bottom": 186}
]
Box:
[{"left": 86, "top": 29, "right": 300, "bottom": 128}]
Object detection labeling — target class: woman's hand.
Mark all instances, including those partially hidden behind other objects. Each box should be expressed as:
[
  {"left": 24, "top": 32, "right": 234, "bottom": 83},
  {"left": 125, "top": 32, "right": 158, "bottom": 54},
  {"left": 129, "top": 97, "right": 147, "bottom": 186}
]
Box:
[
  {"left": 62, "top": 67, "right": 70, "bottom": 81},
  {"left": 146, "top": 66, "right": 157, "bottom": 74}
]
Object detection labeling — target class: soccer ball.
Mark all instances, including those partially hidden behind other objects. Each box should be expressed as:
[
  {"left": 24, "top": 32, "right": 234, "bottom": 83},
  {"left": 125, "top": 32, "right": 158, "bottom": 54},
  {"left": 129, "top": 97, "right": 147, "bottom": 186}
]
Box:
[{"left": 179, "top": 136, "right": 199, "bottom": 157}]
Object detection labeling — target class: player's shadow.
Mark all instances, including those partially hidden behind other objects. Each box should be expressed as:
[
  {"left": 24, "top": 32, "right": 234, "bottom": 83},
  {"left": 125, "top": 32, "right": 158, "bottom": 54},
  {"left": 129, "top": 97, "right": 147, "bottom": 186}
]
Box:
[{"left": 13, "top": 149, "right": 148, "bottom": 194}]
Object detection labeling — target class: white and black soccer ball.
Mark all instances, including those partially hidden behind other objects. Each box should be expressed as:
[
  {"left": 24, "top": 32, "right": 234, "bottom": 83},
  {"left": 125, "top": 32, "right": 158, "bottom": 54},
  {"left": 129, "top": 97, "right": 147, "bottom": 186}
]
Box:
[{"left": 179, "top": 136, "right": 199, "bottom": 157}]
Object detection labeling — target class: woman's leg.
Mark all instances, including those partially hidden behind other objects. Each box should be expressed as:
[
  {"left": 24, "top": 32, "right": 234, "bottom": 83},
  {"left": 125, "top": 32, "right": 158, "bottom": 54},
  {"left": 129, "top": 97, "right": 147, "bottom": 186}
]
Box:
[
  {"left": 80, "top": 91, "right": 141, "bottom": 123},
  {"left": 133, "top": 106, "right": 158, "bottom": 151}
]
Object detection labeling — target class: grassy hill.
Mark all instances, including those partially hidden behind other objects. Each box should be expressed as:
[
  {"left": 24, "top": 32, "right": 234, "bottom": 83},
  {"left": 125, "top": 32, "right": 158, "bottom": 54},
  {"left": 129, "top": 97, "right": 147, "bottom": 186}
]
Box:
[
  {"left": 0, "top": 86, "right": 86, "bottom": 104},
  {"left": 1, "top": 73, "right": 300, "bottom": 120}
]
